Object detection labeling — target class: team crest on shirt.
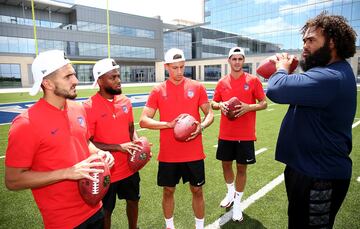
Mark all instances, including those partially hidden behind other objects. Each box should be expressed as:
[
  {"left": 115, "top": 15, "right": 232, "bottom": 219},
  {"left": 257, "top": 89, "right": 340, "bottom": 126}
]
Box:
[
  {"left": 77, "top": 116, "right": 85, "bottom": 127},
  {"left": 122, "top": 105, "right": 128, "bottom": 113},
  {"left": 187, "top": 90, "right": 194, "bottom": 98},
  {"left": 244, "top": 83, "right": 249, "bottom": 91}
]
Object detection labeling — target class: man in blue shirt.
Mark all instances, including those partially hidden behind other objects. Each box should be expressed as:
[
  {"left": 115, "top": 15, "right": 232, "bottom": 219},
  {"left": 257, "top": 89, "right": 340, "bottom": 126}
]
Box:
[{"left": 266, "top": 12, "right": 357, "bottom": 229}]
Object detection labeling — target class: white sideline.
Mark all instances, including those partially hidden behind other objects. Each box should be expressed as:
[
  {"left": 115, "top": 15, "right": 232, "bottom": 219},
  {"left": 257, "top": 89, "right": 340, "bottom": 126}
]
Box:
[
  {"left": 205, "top": 174, "right": 284, "bottom": 229},
  {"left": 205, "top": 118, "right": 360, "bottom": 228},
  {"left": 352, "top": 119, "right": 360, "bottom": 128}
]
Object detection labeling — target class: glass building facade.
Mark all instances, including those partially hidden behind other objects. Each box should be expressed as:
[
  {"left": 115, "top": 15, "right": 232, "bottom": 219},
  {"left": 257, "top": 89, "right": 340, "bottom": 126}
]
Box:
[
  {"left": 0, "top": 2, "right": 162, "bottom": 88},
  {"left": 0, "top": 0, "right": 359, "bottom": 87},
  {"left": 164, "top": 0, "right": 360, "bottom": 82},
  {"left": 204, "top": 0, "right": 360, "bottom": 51}
]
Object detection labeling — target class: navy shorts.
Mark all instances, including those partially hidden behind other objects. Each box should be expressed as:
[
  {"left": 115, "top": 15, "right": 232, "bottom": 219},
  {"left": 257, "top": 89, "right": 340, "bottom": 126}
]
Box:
[
  {"left": 157, "top": 160, "right": 205, "bottom": 187},
  {"left": 102, "top": 172, "right": 140, "bottom": 212},
  {"left": 216, "top": 139, "right": 256, "bottom": 164},
  {"left": 284, "top": 166, "right": 350, "bottom": 229}
]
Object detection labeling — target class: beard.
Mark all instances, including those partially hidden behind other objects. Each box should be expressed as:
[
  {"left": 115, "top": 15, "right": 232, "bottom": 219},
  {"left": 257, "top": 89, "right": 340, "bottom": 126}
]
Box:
[
  {"left": 104, "top": 86, "right": 122, "bottom": 95},
  {"left": 300, "top": 41, "right": 332, "bottom": 71},
  {"left": 54, "top": 85, "right": 77, "bottom": 99}
]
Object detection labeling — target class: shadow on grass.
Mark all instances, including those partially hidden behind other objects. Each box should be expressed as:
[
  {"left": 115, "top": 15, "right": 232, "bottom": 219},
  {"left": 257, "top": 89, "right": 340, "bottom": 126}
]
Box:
[{"left": 217, "top": 208, "right": 267, "bottom": 229}]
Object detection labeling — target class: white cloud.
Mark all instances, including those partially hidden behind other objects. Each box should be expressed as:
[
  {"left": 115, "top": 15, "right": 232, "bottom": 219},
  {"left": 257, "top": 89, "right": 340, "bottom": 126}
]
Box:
[
  {"left": 75, "top": 0, "right": 203, "bottom": 24},
  {"left": 243, "top": 17, "right": 298, "bottom": 36},
  {"left": 254, "top": 0, "right": 286, "bottom": 4},
  {"left": 279, "top": 0, "right": 333, "bottom": 14}
]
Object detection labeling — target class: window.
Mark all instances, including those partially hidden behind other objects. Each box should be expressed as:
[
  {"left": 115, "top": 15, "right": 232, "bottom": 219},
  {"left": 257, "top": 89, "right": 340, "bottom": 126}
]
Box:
[
  {"left": 204, "top": 64, "right": 221, "bottom": 81},
  {"left": 0, "top": 64, "right": 21, "bottom": 88}
]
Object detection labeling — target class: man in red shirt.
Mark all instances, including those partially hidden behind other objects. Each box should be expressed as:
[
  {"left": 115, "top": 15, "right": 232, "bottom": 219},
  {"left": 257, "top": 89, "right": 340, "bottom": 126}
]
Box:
[
  {"left": 5, "top": 50, "right": 114, "bottom": 229},
  {"left": 83, "top": 58, "right": 142, "bottom": 229},
  {"left": 211, "top": 47, "right": 267, "bottom": 222},
  {"left": 139, "top": 48, "right": 214, "bottom": 229}
]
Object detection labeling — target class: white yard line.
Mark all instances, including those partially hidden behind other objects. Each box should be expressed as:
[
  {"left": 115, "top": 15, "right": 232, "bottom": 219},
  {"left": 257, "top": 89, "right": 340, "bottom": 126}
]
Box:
[
  {"left": 206, "top": 119, "right": 360, "bottom": 228},
  {"left": 352, "top": 119, "right": 360, "bottom": 128},
  {"left": 205, "top": 174, "right": 284, "bottom": 229}
]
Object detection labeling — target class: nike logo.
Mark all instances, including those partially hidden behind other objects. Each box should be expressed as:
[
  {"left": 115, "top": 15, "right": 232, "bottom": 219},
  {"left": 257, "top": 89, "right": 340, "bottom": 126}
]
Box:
[
  {"left": 246, "top": 159, "right": 254, "bottom": 162},
  {"left": 197, "top": 180, "right": 205, "bottom": 186}
]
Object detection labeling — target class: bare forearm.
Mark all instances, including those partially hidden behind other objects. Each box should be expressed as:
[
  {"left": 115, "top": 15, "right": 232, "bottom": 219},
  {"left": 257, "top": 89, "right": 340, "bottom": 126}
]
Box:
[
  {"left": 139, "top": 116, "right": 172, "bottom": 130},
  {"left": 201, "top": 110, "right": 214, "bottom": 129},
  {"left": 5, "top": 168, "right": 68, "bottom": 190},
  {"left": 92, "top": 141, "right": 122, "bottom": 152},
  {"left": 211, "top": 101, "right": 222, "bottom": 110}
]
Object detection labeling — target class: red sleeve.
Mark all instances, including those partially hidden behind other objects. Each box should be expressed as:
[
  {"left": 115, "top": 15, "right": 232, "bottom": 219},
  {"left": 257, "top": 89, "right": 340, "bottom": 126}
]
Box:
[
  {"left": 82, "top": 100, "right": 96, "bottom": 138},
  {"left": 198, "top": 83, "right": 209, "bottom": 106},
  {"left": 254, "top": 78, "right": 266, "bottom": 101},
  {"left": 213, "top": 81, "right": 223, "bottom": 102},
  {"left": 145, "top": 87, "right": 159, "bottom": 110},
  {"left": 128, "top": 99, "right": 134, "bottom": 123},
  {"left": 5, "top": 115, "right": 38, "bottom": 168}
]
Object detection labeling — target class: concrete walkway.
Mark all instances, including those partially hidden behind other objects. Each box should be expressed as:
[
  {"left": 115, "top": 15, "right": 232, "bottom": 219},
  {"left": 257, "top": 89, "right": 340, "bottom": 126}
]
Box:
[{"left": 0, "top": 82, "right": 160, "bottom": 94}]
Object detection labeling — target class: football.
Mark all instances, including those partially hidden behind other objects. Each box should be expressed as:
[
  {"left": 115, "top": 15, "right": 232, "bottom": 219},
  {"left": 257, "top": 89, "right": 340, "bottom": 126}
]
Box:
[
  {"left": 226, "top": 97, "right": 241, "bottom": 120},
  {"left": 78, "top": 158, "right": 111, "bottom": 206},
  {"left": 256, "top": 55, "right": 298, "bottom": 79},
  {"left": 173, "top": 113, "right": 197, "bottom": 141},
  {"left": 128, "top": 136, "right": 152, "bottom": 172}
]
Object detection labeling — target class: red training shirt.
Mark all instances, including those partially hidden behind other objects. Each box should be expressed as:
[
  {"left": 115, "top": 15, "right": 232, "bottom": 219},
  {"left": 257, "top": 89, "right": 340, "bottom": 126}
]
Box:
[
  {"left": 213, "top": 73, "right": 265, "bottom": 140},
  {"left": 83, "top": 93, "right": 135, "bottom": 182},
  {"left": 5, "top": 98, "right": 101, "bottom": 229},
  {"left": 146, "top": 78, "right": 209, "bottom": 162}
]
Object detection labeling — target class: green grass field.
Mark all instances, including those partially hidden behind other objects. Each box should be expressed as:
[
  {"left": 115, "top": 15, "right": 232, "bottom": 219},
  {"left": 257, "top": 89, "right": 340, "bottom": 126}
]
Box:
[{"left": 0, "top": 84, "right": 359, "bottom": 229}]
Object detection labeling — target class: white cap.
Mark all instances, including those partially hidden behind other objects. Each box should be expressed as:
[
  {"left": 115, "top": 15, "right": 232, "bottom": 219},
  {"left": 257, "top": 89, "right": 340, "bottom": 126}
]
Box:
[
  {"left": 164, "top": 48, "right": 185, "bottom": 64},
  {"left": 92, "top": 58, "right": 120, "bottom": 87},
  {"left": 30, "top": 50, "right": 70, "bottom": 96},
  {"left": 228, "top": 47, "right": 245, "bottom": 58}
]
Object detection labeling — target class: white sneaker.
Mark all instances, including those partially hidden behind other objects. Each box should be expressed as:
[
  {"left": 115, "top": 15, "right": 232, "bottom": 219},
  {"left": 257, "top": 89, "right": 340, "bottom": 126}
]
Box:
[
  {"left": 219, "top": 192, "right": 234, "bottom": 208},
  {"left": 232, "top": 201, "right": 243, "bottom": 222}
]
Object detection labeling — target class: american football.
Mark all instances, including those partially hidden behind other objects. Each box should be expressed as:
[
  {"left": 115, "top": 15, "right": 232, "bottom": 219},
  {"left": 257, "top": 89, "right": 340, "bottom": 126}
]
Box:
[
  {"left": 256, "top": 55, "right": 298, "bottom": 79},
  {"left": 226, "top": 97, "right": 241, "bottom": 120},
  {"left": 78, "top": 158, "right": 111, "bottom": 206},
  {"left": 128, "top": 136, "right": 152, "bottom": 172},
  {"left": 173, "top": 113, "right": 197, "bottom": 141}
]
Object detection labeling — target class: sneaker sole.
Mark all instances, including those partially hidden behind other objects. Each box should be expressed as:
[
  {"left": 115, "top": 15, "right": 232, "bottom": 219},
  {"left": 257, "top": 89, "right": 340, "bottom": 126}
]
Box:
[
  {"left": 220, "top": 201, "right": 234, "bottom": 208},
  {"left": 232, "top": 216, "right": 244, "bottom": 222}
]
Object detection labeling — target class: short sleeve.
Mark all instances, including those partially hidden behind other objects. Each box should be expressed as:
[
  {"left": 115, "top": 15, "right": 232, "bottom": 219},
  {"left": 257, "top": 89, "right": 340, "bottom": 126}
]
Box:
[
  {"left": 5, "top": 116, "right": 38, "bottom": 168},
  {"left": 82, "top": 100, "right": 96, "bottom": 137},
  {"left": 198, "top": 83, "right": 209, "bottom": 106},
  {"left": 254, "top": 78, "right": 266, "bottom": 101},
  {"left": 213, "top": 82, "right": 223, "bottom": 102},
  {"left": 146, "top": 87, "right": 159, "bottom": 110}
]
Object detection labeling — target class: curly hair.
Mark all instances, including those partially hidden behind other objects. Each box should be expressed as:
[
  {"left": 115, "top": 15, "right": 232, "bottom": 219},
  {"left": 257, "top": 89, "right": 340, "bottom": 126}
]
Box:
[{"left": 301, "top": 11, "right": 357, "bottom": 59}]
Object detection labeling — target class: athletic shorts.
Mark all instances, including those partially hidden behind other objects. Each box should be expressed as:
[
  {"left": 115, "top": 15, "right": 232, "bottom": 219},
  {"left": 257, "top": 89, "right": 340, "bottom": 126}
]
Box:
[
  {"left": 75, "top": 208, "right": 104, "bottom": 229},
  {"left": 284, "top": 166, "right": 350, "bottom": 229},
  {"left": 102, "top": 172, "right": 140, "bottom": 212},
  {"left": 157, "top": 160, "right": 205, "bottom": 187},
  {"left": 216, "top": 139, "right": 256, "bottom": 164}
]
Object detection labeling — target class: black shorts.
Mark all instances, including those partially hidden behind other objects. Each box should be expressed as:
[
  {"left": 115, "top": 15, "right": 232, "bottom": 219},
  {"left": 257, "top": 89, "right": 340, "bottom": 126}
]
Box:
[
  {"left": 157, "top": 160, "right": 205, "bottom": 187},
  {"left": 102, "top": 172, "right": 140, "bottom": 212},
  {"left": 75, "top": 208, "right": 104, "bottom": 229},
  {"left": 284, "top": 166, "right": 350, "bottom": 229},
  {"left": 216, "top": 139, "right": 256, "bottom": 164}
]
